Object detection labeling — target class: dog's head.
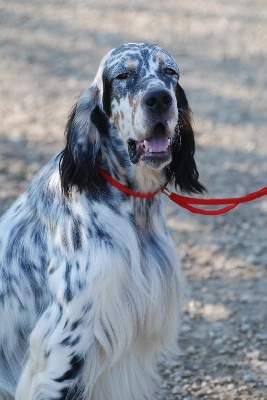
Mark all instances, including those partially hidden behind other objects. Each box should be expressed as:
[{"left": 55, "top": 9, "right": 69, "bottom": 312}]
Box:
[{"left": 60, "top": 43, "right": 205, "bottom": 195}]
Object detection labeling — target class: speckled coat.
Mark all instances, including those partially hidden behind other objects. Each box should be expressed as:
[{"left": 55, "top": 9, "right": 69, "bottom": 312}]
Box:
[{"left": 0, "top": 43, "right": 205, "bottom": 400}]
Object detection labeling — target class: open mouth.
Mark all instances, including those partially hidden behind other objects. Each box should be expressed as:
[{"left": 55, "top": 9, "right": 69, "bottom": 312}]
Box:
[{"left": 128, "top": 123, "right": 172, "bottom": 168}]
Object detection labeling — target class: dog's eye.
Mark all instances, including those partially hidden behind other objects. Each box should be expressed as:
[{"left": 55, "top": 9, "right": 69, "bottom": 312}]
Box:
[
  {"left": 164, "top": 68, "right": 178, "bottom": 76},
  {"left": 116, "top": 72, "right": 131, "bottom": 80}
]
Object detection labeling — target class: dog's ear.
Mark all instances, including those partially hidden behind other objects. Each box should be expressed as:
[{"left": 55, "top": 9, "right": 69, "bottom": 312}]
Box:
[
  {"left": 166, "top": 84, "right": 206, "bottom": 194},
  {"left": 59, "top": 85, "right": 109, "bottom": 196}
]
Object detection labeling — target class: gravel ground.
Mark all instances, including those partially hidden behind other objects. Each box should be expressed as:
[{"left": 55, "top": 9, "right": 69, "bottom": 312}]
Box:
[{"left": 1, "top": 1, "right": 267, "bottom": 399}]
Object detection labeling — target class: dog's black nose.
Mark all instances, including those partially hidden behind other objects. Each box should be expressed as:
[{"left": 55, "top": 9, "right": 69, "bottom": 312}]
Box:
[{"left": 144, "top": 89, "right": 172, "bottom": 114}]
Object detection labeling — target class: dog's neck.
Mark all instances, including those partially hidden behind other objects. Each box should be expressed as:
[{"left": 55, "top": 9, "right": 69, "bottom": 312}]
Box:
[
  {"left": 132, "top": 163, "right": 166, "bottom": 194},
  {"left": 99, "top": 137, "right": 167, "bottom": 231},
  {"left": 132, "top": 165, "right": 168, "bottom": 231}
]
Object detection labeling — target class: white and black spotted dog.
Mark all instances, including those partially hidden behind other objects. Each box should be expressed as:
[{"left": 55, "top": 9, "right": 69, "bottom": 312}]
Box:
[{"left": 0, "top": 43, "right": 205, "bottom": 400}]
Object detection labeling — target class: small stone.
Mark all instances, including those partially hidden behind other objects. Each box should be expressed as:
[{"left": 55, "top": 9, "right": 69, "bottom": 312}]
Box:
[
  {"left": 213, "top": 337, "right": 224, "bottom": 345},
  {"left": 240, "top": 323, "right": 250, "bottom": 332},
  {"left": 186, "top": 345, "right": 196, "bottom": 355},
  {"left": 256, "top": 333, "right": 267, "bottom": 341},
  {"left": 227, "top": 383, "right": 235, "bottom": 390},
  {"left": 171, "top": 385, "right": 181, "bottom": 394},
  {"left": 243, "top": 374, "right": 253, "bottom": 382},
  {"left": 204, "top": 375, "right": 212, "bottom": 381},
  {"left": 247, "top": 350, "right": 260, "bottom": 360},
  {"left": 192, "top": 382, "right": 199, "bottom": 390},
  {"left": 182, "top": 384, "right": 190, "bottom": 391},
  {"left": 182, "top": 370, "right": 192, "bottom": 377},
  {"left": 206, "top": 388, "right": 214, "bottom": 395}
]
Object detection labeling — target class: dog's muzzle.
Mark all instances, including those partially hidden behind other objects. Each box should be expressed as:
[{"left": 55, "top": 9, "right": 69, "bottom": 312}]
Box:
[
  {"left": 128, "top": 122, "right": 172, "bottom": 169},
  {"left": 128, "top": 88, "right": 175, "bottom": 168}
]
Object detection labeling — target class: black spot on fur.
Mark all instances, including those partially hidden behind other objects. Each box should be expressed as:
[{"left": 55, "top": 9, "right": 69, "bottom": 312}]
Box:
[
  {"left": 71, "top": 319, "right": 83, "bottom": 331},
  {"left": 102, "top": 71, "right": 113, "bottom": 117},
  {"left": 59, "top": 387, "right": 70, "bottom": 399},
  {"left": 60, "top": 335, "right": 81, "bottom": 347},
  {"left": 44, "top": 350, "right": 51, "bottom": 359},
  {"left": 72, "top": 218, "right": 82, "bottom": 251},
  {"left": 82, "top": 302, "right": 92, "bottom": 313},
  {"left": 54, "top": 354, "right": 84, "bottom": 382},
  {"left": 90, "top": 104, "right": 110, "bottom": 134}
]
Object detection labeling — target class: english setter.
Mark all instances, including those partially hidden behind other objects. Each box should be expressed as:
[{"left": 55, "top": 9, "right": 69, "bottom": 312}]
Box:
[{"left": 0, "top": 43, "right": 205, "bottom": 400}]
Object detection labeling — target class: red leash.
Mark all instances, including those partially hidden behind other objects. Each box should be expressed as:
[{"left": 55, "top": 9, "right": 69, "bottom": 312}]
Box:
[
  {"left": 98, "top": 167, "right": 267, "bottom": 216},
  {"left": 98, "top": 167, "right": 166, "bottom": 198},
  {"left": 162, "top": 187, "right": 267, "bottom": 215}
]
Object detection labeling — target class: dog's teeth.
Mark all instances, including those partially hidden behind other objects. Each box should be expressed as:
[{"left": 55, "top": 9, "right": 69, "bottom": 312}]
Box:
[
  {"left": 144, "top": 140, "right": 148, "bottom": 149},
  {"left": 148, "top": 149, "right": 153, "bottom": 152},
  {"left": 168, "top": 138, "right": 171, "bottom": 145}
]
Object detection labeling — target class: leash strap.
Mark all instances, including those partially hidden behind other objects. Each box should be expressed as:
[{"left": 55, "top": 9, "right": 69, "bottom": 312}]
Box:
[
  {"left": 98, "top": 167, "right": 267, "bottom": 216},
  {"left": 163, "top": 187, "right": 267, "bottom": 215},
  {"left": 97, "top": 167, "right": 166, "bottom": 198}
]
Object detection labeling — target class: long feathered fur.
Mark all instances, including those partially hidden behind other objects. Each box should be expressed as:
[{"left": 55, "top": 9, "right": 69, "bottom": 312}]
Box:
[{"left": 0, "top": 43, "right": 205, "bottom": 400}]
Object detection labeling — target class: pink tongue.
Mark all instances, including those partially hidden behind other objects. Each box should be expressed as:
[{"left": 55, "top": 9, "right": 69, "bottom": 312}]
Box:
[{"left": 146, "top": 137, "right": 169, "bottom": 152}]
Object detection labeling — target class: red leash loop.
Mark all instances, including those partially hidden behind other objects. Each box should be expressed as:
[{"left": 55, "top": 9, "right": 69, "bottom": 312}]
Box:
[
  {"left": 163, "top": 186, "right": 267, "bottom": 215},
  {"left": 98, "top": 167, "right": 267, "bottom": 216}
]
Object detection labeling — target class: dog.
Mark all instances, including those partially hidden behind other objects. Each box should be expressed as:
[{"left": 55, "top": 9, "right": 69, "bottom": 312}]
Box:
[{"left": 0, "top": 43, "right": 205, "bottom": 400}]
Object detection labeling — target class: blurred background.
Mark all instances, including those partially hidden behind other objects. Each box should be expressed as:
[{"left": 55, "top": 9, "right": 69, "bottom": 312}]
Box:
[{"left": 0, "top": 1, "right": 266, "bottom": 398}]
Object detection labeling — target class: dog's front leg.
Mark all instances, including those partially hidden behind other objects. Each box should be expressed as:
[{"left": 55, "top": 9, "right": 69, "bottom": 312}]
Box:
[
  {"left": 14, "top": 245, "right": 104, "bottom": 400},
  {"left": 15, "top": 298, "right": 93, "bottom": 400}
]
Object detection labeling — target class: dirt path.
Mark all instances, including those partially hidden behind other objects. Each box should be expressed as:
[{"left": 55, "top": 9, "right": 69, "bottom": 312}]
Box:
[{"left": 0, "top": 1, "right": 266, "bottom": 399}]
